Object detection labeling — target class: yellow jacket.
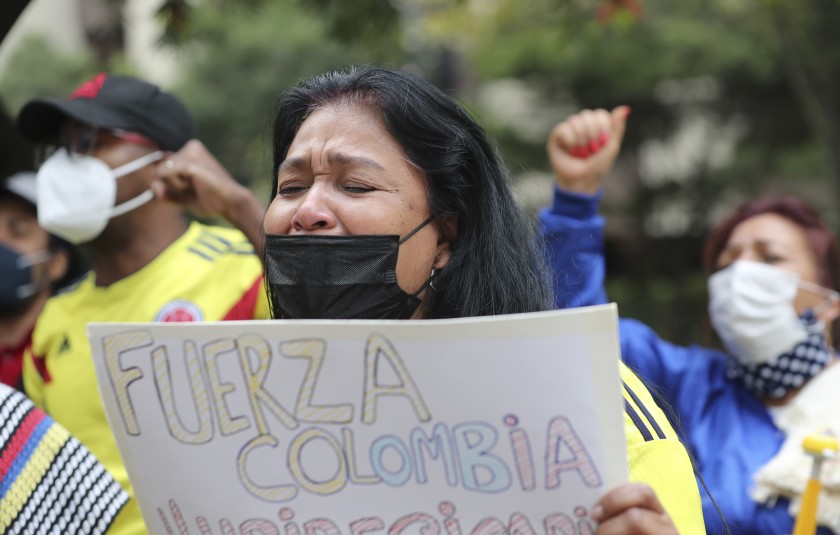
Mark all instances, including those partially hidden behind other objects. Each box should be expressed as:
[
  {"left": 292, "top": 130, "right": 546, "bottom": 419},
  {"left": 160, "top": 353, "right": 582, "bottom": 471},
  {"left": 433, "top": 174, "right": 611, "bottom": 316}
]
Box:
[{"left": 621, "top": 361, "right": 706, "bottom": 533}]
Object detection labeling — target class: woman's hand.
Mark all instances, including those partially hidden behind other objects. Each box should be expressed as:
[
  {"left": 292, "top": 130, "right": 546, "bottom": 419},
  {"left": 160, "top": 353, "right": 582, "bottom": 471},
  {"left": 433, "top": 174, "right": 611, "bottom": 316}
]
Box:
[
  {"left": 591, "top": 482, "right": 679, "bottom": 534},
  {"left": 546, "top": 106, "right": 630, "bottom": 195}
]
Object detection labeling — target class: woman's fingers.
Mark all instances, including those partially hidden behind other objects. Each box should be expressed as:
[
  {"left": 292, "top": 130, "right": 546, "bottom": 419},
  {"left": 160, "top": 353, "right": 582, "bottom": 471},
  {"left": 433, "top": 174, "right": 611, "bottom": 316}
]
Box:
[
  {"left": 560, "top": 108, "right": 618, "bottom": 159},
  {"left": 591, "top": 482, "right": 677, "bottom": 535},
  {"left": 547, "top": 106, "right": 630, "bottom": 194},
  {"left": 594, "top": 482, "right": 666, "bottom": 519},
  {"left": 594, "top": 508, "right": 675, "bottom": 535}
]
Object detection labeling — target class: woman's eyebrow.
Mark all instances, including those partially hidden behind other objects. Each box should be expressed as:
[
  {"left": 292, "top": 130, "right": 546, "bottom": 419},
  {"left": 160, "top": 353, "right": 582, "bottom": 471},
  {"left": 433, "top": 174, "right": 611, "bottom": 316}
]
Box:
[
  {"left": 277, "top": 152, "right": 385, "bottom": 173},
  {"left": 754, "top": 238, "right": 789, "bottom": 250},
  {"left": 279, "top": 153, "right": 386, "bottom": 173},
  {"left": 327, "top": 152, "right": 386, "bottom": 170},
  {"left": 278, "top": 156, "right": 308, "bottom": 173}
]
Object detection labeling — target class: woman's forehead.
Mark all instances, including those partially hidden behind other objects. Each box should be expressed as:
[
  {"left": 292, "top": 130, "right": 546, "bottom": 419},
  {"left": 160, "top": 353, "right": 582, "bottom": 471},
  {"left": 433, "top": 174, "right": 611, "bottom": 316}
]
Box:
[
  {"left": 284, "top": 104, "right": 407, "bottom": 169},
  {"left": 295, "top": 103, "right": 384, "bottom": 138},
  {"left": 724, "top": 213, "right": 814, "bottom": 260},
  {"left": 728, "top": 213, "right": 805, "bottom": 244}
]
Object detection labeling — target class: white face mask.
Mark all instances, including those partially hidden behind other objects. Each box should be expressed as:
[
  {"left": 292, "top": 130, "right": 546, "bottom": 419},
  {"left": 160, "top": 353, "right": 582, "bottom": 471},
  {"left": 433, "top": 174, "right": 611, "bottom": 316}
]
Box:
[
  {"left": 36, "top": 148, "right": 164, "bottom": 244},
  {"left": 708, "top": 259, "right": 838, "bottom": 365}
]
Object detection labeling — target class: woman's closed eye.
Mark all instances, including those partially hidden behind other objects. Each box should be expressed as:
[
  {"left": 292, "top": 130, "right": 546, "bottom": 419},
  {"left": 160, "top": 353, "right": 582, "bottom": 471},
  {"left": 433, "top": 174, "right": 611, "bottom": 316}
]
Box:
[
  {"left": 277, "top": 183, "right": 309, "bottom": 197},
  {"left": 761, "top": 254, "right": 785, "bottom": 265},
  {"left": 342, "top": 184, "right": 375, "bottom": 193},
  {"left": 278, "top": 183, "right": 376, "bottom": 196},
  {"left": 756, "top": 243, "right": 787, "bottom": 265}
]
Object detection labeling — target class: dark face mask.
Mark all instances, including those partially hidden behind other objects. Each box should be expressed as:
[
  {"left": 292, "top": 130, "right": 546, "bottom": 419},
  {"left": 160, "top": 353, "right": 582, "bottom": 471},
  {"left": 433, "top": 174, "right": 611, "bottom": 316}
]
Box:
[
  {"left": 264, "top": 216, "right": 436, "bottom": 320},
  {"left": 0, "top": 243, "right": 47, "bottom": 314}
]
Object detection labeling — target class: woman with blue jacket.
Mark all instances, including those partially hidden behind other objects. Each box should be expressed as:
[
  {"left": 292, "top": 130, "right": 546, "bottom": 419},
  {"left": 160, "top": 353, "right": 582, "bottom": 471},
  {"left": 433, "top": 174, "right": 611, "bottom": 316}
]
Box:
[{"left": 540, "top": 107, "right": 840, "bottom": 534}]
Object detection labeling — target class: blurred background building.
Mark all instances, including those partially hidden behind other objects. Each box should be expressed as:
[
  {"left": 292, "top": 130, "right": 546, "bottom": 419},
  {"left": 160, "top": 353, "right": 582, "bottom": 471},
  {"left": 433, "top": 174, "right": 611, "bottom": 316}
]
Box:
[{"left": 0, "top": 0, "right": 177, "bottom": 84}]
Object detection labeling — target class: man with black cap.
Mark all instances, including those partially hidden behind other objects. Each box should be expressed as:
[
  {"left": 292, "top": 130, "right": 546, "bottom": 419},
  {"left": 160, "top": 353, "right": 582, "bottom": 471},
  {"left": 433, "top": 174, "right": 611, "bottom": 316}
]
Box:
[
  {"left": 17, "top": 73, "right": 268, "bottom": 535},
  {"left": 0, "top": 172, "right": 86, "bottom": 392}
]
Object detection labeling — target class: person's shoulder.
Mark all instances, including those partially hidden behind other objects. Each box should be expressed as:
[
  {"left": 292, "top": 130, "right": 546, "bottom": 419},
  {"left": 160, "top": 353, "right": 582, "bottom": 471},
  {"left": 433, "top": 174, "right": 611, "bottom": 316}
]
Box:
[
  {"left": 195, "top": 221, "right": 252, "bottom": 242},
  {"left": 619, "top": 362, "right": 707, "bottom": 534},
  {"left": 31, "top": 276, "right": 100, "bottom": 354},
  {"left": 49, "top": 272, "right": 90, "bottom": 299},
  {"left": 619, "top": 361, "right": 680, "bottom": 444},
  {"left": 619, "top": 318, "right": 727, "bottom": 367},
  {"left": 618, "top": 318, "right": 675, "bottom": 350},
  {"left": 178, "top": 222, "right": 258, "bottom": 261},
  {"left": 38, "top": 275, "right": 91, "bottom": 323},
  {"left": 163, "top": 223, "right": 263, "bottom": 303}
]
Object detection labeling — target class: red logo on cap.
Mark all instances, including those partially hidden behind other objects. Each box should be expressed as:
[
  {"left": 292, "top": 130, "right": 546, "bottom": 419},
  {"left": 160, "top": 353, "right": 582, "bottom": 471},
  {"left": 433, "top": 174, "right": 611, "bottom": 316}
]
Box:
[{"left": 70, "top": 72, "right": 107, "bottom": 100}]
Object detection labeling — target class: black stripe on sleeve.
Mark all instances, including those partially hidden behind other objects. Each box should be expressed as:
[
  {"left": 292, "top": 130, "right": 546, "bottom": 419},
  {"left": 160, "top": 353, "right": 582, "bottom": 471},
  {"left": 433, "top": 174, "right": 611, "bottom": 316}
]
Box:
[
  {"left": 187, "top": 247, "right": 214, "bottom": 261},
  {"left": 624, "top": 399, "right": 654, "bottom": 442},
  {"left": 623, "top": 381, "right": 667, "bottom": 440}
]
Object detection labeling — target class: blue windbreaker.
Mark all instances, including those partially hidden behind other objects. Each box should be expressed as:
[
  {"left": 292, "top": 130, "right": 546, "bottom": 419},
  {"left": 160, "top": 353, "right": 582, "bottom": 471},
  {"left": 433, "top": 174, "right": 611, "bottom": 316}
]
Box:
[{"left": 539, "top": 186, "right": 834, "bottom": 534}]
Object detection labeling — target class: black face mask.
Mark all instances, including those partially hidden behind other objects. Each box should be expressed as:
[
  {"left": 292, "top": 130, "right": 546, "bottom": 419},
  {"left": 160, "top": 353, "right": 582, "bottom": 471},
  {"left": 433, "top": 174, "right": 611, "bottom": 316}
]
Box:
[{"left": 264, "top": 217, "right": 436, "bottom": 320}]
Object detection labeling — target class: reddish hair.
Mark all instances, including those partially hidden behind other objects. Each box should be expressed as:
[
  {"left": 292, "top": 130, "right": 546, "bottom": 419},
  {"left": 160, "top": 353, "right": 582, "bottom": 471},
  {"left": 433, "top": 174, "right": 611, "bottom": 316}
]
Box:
[{"left": 703, "top": 195, "right": 840, "bottom": 347}]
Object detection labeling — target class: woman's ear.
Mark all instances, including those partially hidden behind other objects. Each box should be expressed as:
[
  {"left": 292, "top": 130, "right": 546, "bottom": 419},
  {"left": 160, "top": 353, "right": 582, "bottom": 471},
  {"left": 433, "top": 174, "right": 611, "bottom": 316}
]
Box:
[
  {"left": 47, "top": 249, "right": 70, "bottom": 286},
  {"left": 434, "top": 214, "right": 458, "bottom": 270}
]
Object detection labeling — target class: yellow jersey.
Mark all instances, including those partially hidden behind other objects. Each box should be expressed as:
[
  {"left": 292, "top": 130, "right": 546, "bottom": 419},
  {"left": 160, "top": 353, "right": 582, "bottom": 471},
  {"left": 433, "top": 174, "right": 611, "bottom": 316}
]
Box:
[
  {"left": 23, "top": 222, "right": 268, "bottom": 535},
  {"left": 621, "top": 361, "right": 706, "bottom": 533}
]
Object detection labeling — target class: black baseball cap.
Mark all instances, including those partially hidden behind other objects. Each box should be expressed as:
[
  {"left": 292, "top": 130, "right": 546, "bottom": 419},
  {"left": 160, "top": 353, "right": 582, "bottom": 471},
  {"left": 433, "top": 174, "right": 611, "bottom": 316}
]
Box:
[{"left": 17, "top": 73, "right": 195, "bottom": 151}]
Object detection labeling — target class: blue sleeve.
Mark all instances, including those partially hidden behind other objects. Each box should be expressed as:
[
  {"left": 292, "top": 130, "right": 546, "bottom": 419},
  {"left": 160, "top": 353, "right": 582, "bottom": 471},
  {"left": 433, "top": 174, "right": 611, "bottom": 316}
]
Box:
[
  {"left": 539, "top": 188, "right": 725, "bottom": 397},
  {"left": 538, "top": 186, "right": 607, "bottom": 309},
  {"left": 618, "top": 318, "right": 729, "bottom": 428}
]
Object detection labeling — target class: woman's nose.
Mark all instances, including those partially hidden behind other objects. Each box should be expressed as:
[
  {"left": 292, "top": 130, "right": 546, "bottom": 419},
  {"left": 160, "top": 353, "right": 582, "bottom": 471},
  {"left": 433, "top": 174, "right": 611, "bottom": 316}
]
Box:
[{"left": 291, "top": 187, "right": 337, "bottom": 232}]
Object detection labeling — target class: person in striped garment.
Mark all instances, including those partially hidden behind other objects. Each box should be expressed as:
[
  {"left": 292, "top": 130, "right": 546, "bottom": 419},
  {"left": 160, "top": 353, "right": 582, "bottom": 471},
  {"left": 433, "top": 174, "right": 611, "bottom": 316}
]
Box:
[{"left": 0, "top": 383, "right": 128, "bottom": 534}]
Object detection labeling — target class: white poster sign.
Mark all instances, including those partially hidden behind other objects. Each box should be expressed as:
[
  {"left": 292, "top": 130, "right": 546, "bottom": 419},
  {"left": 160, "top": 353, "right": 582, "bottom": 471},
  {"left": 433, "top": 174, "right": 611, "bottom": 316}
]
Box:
[{"left": 88, "top": 305, "right": 626, "bottom": 535}]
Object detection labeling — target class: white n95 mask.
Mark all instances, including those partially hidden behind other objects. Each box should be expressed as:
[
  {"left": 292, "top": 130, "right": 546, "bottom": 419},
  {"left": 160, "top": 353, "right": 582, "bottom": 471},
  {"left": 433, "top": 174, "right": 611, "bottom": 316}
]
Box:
[
  {"left": 36, "top": 148, "right": 163, "bottom": 244},
  {"left": 708, "top": 259, "right": 835, "bottom": 365}
]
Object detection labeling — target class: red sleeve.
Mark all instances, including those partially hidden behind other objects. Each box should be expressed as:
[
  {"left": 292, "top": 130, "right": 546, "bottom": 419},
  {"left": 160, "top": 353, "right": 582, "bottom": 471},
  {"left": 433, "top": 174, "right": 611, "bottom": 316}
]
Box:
[
  {"left": 28, "top": 345, "right": 51, "bottom": 384},
  {"left": 222, "top": 276, "right": 263, "bottom": 320}
]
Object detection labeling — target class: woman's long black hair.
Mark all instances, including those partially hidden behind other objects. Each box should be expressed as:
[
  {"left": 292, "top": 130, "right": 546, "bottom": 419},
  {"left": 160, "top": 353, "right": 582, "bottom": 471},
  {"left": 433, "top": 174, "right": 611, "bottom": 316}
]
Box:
[{"left": 267, "top": 66, "right": 553, "bottom": 319}]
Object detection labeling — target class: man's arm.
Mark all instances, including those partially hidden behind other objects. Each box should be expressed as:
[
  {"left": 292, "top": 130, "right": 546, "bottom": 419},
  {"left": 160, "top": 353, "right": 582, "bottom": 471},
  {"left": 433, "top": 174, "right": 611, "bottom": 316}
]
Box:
[{"left": 153, "top": 140, "right": 266, "bottom": 257}]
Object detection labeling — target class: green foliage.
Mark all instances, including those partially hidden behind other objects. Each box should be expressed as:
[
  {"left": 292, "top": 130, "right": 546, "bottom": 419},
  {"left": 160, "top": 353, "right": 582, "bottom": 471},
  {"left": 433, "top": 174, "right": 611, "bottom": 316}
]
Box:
[
  {"left": 156, "top": 0, "right": 194, "bottom": 46},
  {"left": 173, "top": 0, "right": 399, "bottom": 194},
  {"left": 0, "top": 35, "right": 102, "bottom": 176},
  {"left": 299, "top": 0, "right": 401, "bottom": 47},
  {"left": 0, "top": 36, "right": 101, "bottom": 115},
  {"left": 458, "top": 0, "right": 780, "bottom": 100}
]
